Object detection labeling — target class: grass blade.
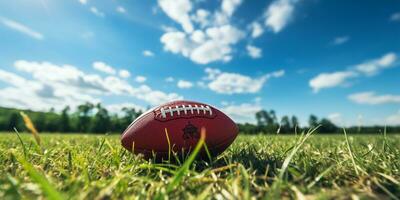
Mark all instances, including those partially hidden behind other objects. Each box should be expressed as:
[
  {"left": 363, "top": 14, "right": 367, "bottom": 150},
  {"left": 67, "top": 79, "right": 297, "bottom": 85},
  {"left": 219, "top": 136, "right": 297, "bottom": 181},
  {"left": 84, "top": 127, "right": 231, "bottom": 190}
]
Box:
[
  {"left": 166, "top": 127, "right": 206, "bottom": 193},
  {"left": 165, "top": 128, "right": 171, "bottom": 162},
  {"left": 15, "top": 154, "right": 64, "bottom": 200},
  {"left": 13, "top": 128, "right": 27, "bottom": 158},
  {"left": 343, "top": 128, "right": 359, "bottom": 176},
  {"left": 20, "top": 112, "right": 41, "bottom": 147}
]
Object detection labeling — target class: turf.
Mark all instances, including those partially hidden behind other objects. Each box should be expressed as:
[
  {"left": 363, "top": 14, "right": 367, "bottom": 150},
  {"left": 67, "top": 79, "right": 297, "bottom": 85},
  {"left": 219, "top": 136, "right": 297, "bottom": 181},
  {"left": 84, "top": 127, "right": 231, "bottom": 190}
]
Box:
[{"left": 0, "top": 132, "right": 399, "bottom": 199}]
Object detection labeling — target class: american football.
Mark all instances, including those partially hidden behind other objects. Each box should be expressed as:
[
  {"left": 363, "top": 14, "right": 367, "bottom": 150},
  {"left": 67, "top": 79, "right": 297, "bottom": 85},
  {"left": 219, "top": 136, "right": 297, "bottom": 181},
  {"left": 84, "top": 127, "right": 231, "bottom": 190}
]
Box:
[{"left": 121, "top": 100, "right": 238, "bottom": 159}]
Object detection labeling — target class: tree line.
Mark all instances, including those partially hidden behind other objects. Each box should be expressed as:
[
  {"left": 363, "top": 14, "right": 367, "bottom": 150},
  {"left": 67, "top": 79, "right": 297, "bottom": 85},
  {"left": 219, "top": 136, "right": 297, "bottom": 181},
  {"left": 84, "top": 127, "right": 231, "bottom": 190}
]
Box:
[
  {"left": 0, "top": 103, "right": 143, "bottom": 134},
  {"left": 238, "top": 110, "right": 400, "bottom": 134},
  {"left": 0, "top": 103, "right": 399, "bottom": 134}
]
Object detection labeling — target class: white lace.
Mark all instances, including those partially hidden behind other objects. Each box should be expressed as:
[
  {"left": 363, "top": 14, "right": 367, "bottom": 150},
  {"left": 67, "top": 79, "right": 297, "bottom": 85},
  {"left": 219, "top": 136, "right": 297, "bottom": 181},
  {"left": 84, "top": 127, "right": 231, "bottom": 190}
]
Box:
[{"left": 160, "top": 104, "right": 212, "bottom": 118}]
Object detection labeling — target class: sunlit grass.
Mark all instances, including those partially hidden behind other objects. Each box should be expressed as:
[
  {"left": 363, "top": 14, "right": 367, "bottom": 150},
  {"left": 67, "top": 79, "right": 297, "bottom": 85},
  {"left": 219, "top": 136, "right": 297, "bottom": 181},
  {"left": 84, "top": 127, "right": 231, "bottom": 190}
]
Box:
[{"left": 0, "top": 132, "right": 399, "bottom": 199}]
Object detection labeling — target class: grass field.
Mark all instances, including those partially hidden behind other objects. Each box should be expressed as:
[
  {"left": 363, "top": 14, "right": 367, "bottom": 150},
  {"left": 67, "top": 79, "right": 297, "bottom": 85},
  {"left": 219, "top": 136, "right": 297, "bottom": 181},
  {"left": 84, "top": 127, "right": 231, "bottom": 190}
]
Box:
[{"left": 0, "top": 132, "right": 399, "bottom": 199}]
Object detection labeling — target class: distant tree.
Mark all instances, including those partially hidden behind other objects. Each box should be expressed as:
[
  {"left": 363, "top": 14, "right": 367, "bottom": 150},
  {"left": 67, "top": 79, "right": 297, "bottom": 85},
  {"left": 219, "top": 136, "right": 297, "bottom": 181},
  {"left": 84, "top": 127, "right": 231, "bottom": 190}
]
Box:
[
  {"left": 319, "top": 118, "right": 338, "bottom": 133},
  {"left": 255, "top": 110, "right": 279, "bottom": 133},
  {"left": 7, "top": 112, "right": 19, "bottom": 131},
  {"left": 122, "top": 107, "right": 140, "bottom": 124},
  {"left": 268, "top": 110, "right": 278, "bottom": 125},
  {"left": 35, "top": 114, "right": 46, "bottom": 132},
  {"left": 77, "top": 102, "right": 94, "bottom": 132},
  {"left": 309, "top": 115, "right": 319, "bottom": 128},
  {"left": 60, "top": 106, "right": 71, "bottom": 132},
  {"left": 255, "top": 110, "right": 268, "bottom": 126},
  {"left": 291, "top": 116, "right": 299, "bottom": 131},
  {"left": 91, "top": 103, "right": 111, "bottom": 133},
  {"left": 280, "top": 116, "right": 291, "bottom": 134}
]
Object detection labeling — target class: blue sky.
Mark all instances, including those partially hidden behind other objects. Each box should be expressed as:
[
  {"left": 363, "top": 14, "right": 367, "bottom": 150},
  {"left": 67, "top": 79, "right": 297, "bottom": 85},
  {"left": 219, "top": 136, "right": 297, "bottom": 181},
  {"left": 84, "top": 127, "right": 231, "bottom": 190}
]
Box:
[{"left": 0, "top": 0, "right": 399, "bottom": 126}]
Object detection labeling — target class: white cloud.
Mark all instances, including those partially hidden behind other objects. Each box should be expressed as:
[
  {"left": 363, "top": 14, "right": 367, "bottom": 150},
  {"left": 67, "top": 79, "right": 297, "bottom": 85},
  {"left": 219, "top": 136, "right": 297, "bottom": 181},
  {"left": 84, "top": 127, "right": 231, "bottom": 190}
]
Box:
[
  {"left": 143, "top": 50, "right": 155, "bottom": 57},
  {"left": 264, "top": 0, "right": 297, "bottom": 33},
  {"left": 177, "top": 80, "right": 193, "bottom": 89},
  {"left": 160, "top": 31, "right": 193, "bottom": 57},
  {"left": 348, "top": 91, "right": 400, "bottom": 105},
  {"left": 190, "top": 40, "right": 233, "bottom": 64},
  {"left": 191, "top": 9, "right": 210, "bottom": 28},
  {"left": 190, "top": 30, "right": 206, "bottom": 43},
  {"left": 0, "top": 68, "right": 99, "bottom": 111},
  {"left": 386, "top": 110, "right": 400, "bottom": 125},
  {"left": 159, "top": 0, "right": 247, "bottom": 64},
  {"left": 165, "top": 77, "right": 175, "bottom": 82},
  {"left": 196, "top": 81, "right": 207, "bottom": 88},
  {"left": 204, "top": 67, "right": 222, "bottom": 80},
  {"left": 246, "top": 45, "right": 262, "bottom": 59},
  {"left": 93, "top": 61, "right": 116, "bottom": 75},
  {"left": 158, "top": 0, "right": 194, "bottom": 33},
  {"left": 250, "top": 22, "right": 264, "bottom": 38},
  {"left": 206, "top": 25, "right": 244, "bottom": 44},
  {"left": 221, "top": 0, "right": 243, "bottom": 17},
  {"left": 117, "top": 6, "right": 126, "bottom": 14},
  {"left": 78, "top": 0, "right": 87, "bottom": 5},
  {"left": 309, "top": 71, "right": 356, "bottom": 93},
  {"left": 90, "top": 7, "right": 105, "bottom": 17},
  {"left": 106, "top": 103, "right": 146, "bottom": 116},
  {"left": 309, "top": 52, "right": 398, "bottom": 92},
  {"left": 332, "top": 36, "right": 349, "bottom": 45},
  {"left": 327, "top": 113, "right": 343, "bottom": 126},
  {"left": 161, "top": 25, "right": 244, "bottom": 64},
  {"left": 390, "top": 12, "right": 400, "bottom": 21},
  {"left": 0, "top": 60, "right": 182, "bottom": 111},
  {"left": 221, "top": 102, "right": 262, "bottom": 123},
  {"left": 135, "top": 76, "right": 147, "bottom": 83},
  {"left": 118, "top": 70, "right": 130, "bottom": 78},
  {"left": 355, "top": 52, "right": 397, "bottom": 76},
  {"left": 0, "top": 17, "right": 44, "bottom": 40},
  {"left": 206, "top": 68, "right": 285, "bottom": 94}
]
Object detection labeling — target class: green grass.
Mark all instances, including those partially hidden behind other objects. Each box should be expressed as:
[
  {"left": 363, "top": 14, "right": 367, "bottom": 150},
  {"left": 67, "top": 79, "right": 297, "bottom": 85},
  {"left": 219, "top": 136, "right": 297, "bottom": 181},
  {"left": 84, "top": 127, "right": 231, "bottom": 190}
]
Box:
[{"left": 0, "top": 132, "right": 399, "bottom": 199}]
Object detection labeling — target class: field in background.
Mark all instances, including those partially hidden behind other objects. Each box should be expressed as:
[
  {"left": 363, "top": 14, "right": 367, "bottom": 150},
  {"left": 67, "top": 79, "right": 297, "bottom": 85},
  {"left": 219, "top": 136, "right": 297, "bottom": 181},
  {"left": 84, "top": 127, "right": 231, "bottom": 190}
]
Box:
[{"left": 0, "top": 133, "right": 399, "bottom": 199}]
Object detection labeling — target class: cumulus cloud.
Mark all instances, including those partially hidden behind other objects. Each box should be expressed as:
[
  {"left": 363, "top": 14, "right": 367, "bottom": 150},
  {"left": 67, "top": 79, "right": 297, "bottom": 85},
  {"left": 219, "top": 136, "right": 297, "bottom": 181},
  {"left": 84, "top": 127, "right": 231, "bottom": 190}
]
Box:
[
  {"left": 354, "top": 52, "right": 397, "bottom": 76},
  {"left": 143, "top": 50, "right": 155, "bottom": 57},
  {"left": 332, "top": 36, "right": 350, "bottom": 45},
  {"left": 135, "top": 76, "right": 147, "bottom": 83},
  {"left": 309, "top": 71, "right": 357, "bottom": 93},
  {"left": 250, "top": 22, "right": 264, "bottom": 38},
  {"left": 0, "top": 17, "right": 44, "bottom": 40},
  {"left": 191, "top": 9, "right": 210, "bottom": 28},
  {"left": 106, "top": 103, "right": 146, "bottom": 115},
  {"left": 205, "top": 68, "right": 284, "bottom": 94},
  {"left": 221, "top": 0, "right": 243, "bottom": 17},
  {"left": 348, "top": 91, "right": 400, "bottom": 105},
  {"left": 221, "top": 101, "right": 262, "bottom": 123},
  {"left": 90, "top": 7, "right": 105, "bottom": 17},
  {"left": 264, "top": 0, "right": 297, "bottom": 33},
  {"left": 116, "top": 6, "right": 126, "bottom": 14},
  {"left": 161, "top": 31, "right": 194, "bottom": 57},
  {"left": 78, "top": 0, "right": 87, "bottom": 5},
  {"left": 309, "top": 52, "right": 397, "bottom": 92},
  {"left": 0, "top": 60, "right": 182, "bottom": 111},
  {"left": 177, "top": 80, "right": 193, "bottom": 89},
  {"left": 118, "top": 70, "right": 131, "bottom": 78},
  {"left": 246, "top": 45, "right": 262, "bottom": 59},
  {"left": 158, "top": 0, "right": 247, "bottom": 64},
  {"left": 165, "top": 77, "right": 175, "bottom": 82},
  {"left": 161, "top": 24, "right": 244, "bottom": 64},
  {"left": 158, "top": 0, "right": 194, "bottom": 33},
  {"left": 93, "top": 61, "right": 116, "bottom": 75}
]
